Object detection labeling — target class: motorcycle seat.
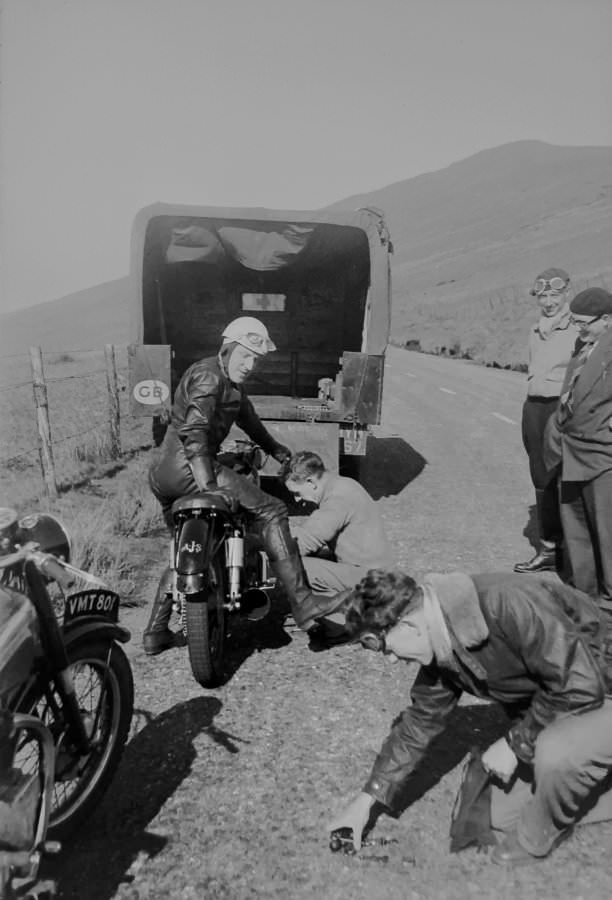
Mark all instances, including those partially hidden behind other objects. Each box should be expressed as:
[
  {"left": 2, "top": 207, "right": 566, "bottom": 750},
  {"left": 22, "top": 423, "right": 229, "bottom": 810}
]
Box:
[{"left": 171, "top": 492, "right": 235, "bottom": 516}]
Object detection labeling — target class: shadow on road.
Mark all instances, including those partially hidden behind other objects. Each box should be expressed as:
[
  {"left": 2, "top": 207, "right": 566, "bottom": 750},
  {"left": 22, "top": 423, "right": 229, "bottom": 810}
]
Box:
[
  {"left": 384, "top": 703, "right": 509, "bottom": 819},
  {"left": 362, "top": 436, "right": 427, "bottom": 500},
  {"left": 217, "top": 606, "right": 292, "bottom": 686},
  {"left": 522, "top": 503, "right": 539, "bottom": 552},
  {"left": 46, "top": 696, "right": 238, "bottom": 900}
]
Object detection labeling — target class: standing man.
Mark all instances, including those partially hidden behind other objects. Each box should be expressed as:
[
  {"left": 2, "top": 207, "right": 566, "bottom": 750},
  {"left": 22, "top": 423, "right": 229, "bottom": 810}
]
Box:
[
  {"left": 545, "top": 287, "right": 612, "bottom": 620},
  {"left": 329, "top": 568, "right": 612, "bottom": 866},
  {"left": 514, "top": 268, "right": 577, "bottom": 574},
  {"left": 144, "top": 317, "right": 343, "bottom": 654},
  {"left": 282, "top": 451, "right": 393, "bottom": 632}
]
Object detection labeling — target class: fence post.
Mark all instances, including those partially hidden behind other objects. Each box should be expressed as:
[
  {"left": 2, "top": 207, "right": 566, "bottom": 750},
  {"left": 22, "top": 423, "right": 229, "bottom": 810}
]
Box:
[
  {"left": 104, "top": 344, "right": 121, "bottom": 459},
  {"left": 29, "top": 346, "right": 58, "bottom": 498}
]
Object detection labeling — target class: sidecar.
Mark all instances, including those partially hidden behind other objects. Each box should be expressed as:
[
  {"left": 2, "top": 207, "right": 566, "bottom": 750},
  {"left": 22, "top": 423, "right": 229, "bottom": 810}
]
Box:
[{"left": 128, "top": 203, "right": 393, "bottom": 476}]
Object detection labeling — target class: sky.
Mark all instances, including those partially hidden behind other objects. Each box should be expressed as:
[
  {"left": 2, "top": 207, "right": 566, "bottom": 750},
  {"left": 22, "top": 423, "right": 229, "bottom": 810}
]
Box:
[{"left": 1, "top": 0, "right": 611, "bottom": 313}]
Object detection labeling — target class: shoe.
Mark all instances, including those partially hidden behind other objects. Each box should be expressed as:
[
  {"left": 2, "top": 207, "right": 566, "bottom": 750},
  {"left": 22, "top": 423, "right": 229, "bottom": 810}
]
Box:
[
  {"left": 491, "top": 828, "right": 571, "bottom": 866},
  {"left": 307, "top": 622, "right": 352, "bottom": 652},
  {"left": 513, "top": 549, "right": 557, "bottom": 574},
  {"left": 143, "top": 628, "right": 175, "bottom": 656}
]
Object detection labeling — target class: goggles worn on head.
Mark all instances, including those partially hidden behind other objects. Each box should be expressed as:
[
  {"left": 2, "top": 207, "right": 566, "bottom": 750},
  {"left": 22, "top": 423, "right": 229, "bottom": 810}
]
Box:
[
  {"left": 530, "top": 277, "right": 568, "bottom": 296},
  {"left": 244, "top": 332, "right": 265, "bottom": 348},
  {"left": 225, "top": 331, "right": 271, "bottom": 354}
]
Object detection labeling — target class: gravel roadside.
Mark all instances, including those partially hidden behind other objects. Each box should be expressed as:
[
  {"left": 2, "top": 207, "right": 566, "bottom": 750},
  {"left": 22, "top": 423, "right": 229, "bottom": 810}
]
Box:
[{"left": 46, "top": 351, "right": 612, "bottom": 899}]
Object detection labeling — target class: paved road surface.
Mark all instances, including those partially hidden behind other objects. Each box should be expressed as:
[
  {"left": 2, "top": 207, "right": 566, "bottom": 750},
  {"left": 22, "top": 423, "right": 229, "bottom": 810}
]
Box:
[{"left": 374, "top": 346, "right": 533, "bottom": 574}]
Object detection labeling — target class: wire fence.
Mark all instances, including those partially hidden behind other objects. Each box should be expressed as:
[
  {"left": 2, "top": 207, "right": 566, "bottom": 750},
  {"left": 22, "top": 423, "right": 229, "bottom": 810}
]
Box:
[{"left": 1, "top": 346, "right": 151, "bottom": 503}]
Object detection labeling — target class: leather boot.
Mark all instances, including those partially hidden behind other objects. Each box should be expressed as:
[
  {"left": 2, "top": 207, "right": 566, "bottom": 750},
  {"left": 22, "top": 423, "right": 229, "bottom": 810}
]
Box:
[
  {"left": 263, "top": 520, "right": 350, "bottom": 632},
  {"left": 143, "top": 567, "right": 175, "bottom": 656},
  {"left": 270, "top": 547, "right": 351, "bottom": 632},
  {"left": 513, "top": 547, "right": 557, "bottom": 574}
]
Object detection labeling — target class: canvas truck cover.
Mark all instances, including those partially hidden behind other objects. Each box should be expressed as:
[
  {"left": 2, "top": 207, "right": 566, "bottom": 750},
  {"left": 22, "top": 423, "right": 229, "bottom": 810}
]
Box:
[
  {"left": 129, "top": 203, "right": 392, "bottom": 355},
  {"left": 128, "top": 203, "right": 392, "bottom": 444}
]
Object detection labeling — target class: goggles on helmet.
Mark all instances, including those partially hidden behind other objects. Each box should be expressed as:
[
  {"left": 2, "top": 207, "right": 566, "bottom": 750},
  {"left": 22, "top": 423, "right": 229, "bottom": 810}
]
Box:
[
  {"left": 241, "top": 332, "right": 266, "bottom": 351},
  {"left": 221, "top": 317, "right": 276, "bottom": 355},
  {"left": 530, "top": 277, "right": 568, "bottom": 296}
]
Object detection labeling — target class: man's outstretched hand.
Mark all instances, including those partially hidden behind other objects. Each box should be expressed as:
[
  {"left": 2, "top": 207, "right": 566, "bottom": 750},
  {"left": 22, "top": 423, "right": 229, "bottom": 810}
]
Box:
[{"left": 328, "top": 792, "right": 375, "bottom": 851}]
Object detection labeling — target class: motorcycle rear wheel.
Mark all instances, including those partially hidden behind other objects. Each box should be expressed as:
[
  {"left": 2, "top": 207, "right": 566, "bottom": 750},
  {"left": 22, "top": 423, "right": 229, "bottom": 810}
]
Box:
[
  {"left": 185, "top": 558, "right": 226, "bottom": 688},
  {"left": 16, "top": 639, "right": 134, "bottom": 841}
]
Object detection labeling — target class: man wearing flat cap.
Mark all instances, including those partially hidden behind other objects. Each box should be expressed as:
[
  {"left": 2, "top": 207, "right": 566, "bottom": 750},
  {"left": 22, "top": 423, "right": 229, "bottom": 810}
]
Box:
[
  {"left": 545, "top": 286, "right": 612, "bottom": 619},
  {"left": 514, "top": 268, "right": 577, "bottom": 575}
]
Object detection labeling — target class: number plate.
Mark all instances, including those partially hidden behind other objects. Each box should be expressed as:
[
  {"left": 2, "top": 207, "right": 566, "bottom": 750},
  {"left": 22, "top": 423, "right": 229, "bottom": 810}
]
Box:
[{"left": 64, "top": 590, "right": 120, "bottom": 624}]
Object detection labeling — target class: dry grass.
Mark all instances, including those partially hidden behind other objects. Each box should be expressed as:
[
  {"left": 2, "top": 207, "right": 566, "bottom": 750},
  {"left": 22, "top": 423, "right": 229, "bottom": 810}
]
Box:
[
  {"left": 18, "top": 455, "right": 164, "bottom": 602},
  {"left": 1, "top": 348, "right": 151, "bottom": 507}
]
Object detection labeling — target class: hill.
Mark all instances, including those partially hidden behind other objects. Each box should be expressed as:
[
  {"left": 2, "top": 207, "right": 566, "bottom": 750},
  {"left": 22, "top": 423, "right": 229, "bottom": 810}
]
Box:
[
  {"left": 2, "top": 140, "right": 612, "bottom": 365},
  {"left": 330, "top": 140, "right": 612, "bottom": 363}
]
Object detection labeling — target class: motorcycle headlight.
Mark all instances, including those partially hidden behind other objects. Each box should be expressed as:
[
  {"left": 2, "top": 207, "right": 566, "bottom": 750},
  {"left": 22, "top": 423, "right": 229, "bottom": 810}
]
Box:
[{"left": 17, "top": 513, "right": 72, "bottom": 563}]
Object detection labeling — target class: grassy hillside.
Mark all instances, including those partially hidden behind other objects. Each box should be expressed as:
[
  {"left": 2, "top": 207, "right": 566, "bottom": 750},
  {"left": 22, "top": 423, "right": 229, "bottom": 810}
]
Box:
[
  {"left": 2, "top": 140, "right": 612, "bottom": 367},
  {"left": 331, "top": 140, "right": 612, "bottom": 364},
  {"left": 0, "top": 277, "right": 131, "bottom": 357}
]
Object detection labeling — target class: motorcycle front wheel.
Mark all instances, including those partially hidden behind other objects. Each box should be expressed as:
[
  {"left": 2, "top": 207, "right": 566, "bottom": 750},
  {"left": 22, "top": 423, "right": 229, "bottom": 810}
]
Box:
[
  {"left": 185, "top": 557, "right": 226, "bottom": 688},
  {"left": 16, "top": 639, "right": 134, "bottom": 841}
]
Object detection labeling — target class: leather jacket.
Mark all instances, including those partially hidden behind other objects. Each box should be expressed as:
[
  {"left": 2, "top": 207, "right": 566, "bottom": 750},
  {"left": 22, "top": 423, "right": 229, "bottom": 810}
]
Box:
[
  {"left": 150, "top": 355, "right": 281, "bottom": 497},
  {"left": 364, "top": 573, "right": 612, "bottom": 809}
]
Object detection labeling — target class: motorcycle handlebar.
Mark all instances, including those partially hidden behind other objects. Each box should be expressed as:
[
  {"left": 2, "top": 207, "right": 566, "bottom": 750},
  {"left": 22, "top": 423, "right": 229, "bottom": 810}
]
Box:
[
  {"left": 38, "top": 554, "right": 76, "bottom": 592},
  {"left": 0, "top": 543, "right": 75, "bottom": 592}
]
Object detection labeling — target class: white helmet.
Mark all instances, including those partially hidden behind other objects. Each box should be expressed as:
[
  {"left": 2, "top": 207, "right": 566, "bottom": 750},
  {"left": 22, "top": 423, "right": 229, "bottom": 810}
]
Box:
[{"left": 221, "top": 317, "right": 276, "bottom": 355}]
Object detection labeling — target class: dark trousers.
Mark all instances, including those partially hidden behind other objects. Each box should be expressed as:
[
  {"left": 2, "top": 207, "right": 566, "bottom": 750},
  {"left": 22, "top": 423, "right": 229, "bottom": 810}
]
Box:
[
  {"left": 150, "top": 449, "right": 293, "bottom": 560},
  {"left": 521, "top": 397, "right": 563, "bottom": 545},
  {"left": 560, "top": 471, "right": 612, "bottom": 610}
]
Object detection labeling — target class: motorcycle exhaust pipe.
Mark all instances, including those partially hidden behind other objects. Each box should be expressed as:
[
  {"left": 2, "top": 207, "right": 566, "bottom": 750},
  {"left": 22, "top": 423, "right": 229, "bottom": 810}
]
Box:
[{"left": 240, "top": 587, "right": 271, "bottom": 622}]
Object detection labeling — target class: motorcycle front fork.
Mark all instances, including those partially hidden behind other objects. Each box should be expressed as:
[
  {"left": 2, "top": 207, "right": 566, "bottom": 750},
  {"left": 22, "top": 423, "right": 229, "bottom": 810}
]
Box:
[{"left": 225, "top": 531, "right": 244, "bottom": 602}]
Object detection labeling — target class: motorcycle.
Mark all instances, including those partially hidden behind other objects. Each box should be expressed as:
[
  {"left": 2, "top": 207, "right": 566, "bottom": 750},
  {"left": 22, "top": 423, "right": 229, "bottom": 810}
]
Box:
[
  {"left": 168, "top": 440, "right": 278, "bottom": 688},
  {"left": 0, "top": 509, "right": 134, "bottom": 898}
]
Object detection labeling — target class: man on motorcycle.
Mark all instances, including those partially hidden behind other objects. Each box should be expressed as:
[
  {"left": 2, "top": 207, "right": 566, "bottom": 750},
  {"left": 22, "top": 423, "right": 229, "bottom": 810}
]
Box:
[{"left": 144, "top": 316, "right": 341, "bottom": 654}]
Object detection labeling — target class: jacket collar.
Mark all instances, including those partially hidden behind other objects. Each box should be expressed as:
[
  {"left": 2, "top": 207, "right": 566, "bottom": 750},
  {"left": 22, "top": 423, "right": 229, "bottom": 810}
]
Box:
[
  {"left": 534, "top": 306, "right": 572, "bottom": 339},
  {"left": 566, "top": 325, "right": 612, "bottom": 403},
  {"left": 422, "top": 573, "right": 489, "bottom": 681}
]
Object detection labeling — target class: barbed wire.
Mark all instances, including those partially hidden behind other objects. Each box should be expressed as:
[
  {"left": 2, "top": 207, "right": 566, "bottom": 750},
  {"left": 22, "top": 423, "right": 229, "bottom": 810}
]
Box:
[
  {"left": 0, "top": 380, "right": 34, "bottom": 393},
  {"left": 46, "top": 370, "right": 106, "bottom": 383}
]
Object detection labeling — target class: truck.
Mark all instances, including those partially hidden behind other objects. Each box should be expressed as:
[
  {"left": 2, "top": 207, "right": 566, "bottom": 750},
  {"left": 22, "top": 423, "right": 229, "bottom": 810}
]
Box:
[{"left": 128, "top": 202, "right": 393, "bottom": 476}]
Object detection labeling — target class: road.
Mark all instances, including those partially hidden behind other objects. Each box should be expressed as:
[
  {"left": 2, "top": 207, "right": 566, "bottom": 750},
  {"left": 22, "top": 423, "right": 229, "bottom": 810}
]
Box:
[
  {"left": 374, "top": 346, "right": 533, "bottom": 574},
  {"left": 47, "top": 349, "right": 609, "bottom": 900}
]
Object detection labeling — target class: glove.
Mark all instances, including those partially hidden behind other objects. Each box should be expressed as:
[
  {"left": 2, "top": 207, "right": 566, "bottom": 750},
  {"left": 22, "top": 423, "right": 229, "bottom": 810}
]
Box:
[
  {"left": 189, "top": 456, "right": 218, "bottom": 492},
  {"left": 272, "top": 443, "right": 292, "bottom": 465}
]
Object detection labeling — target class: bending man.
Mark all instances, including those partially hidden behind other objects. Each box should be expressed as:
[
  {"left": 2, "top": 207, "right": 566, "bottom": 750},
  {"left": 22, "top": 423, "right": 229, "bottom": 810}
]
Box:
[
  {"left": 330, "top": 568, "right": 612, "bottom": 866},
  {"left": 283, "top": 450, "right": 393, "bottom": 631}
]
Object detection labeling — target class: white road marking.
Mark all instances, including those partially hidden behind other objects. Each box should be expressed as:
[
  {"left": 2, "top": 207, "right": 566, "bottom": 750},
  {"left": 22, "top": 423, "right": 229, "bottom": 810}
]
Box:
[
  {"left": 492, "top": 412, "right": 517, "bottom": 425},
  {"left": 439, "top": 387, "right": 456, "bottom": 394}
]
